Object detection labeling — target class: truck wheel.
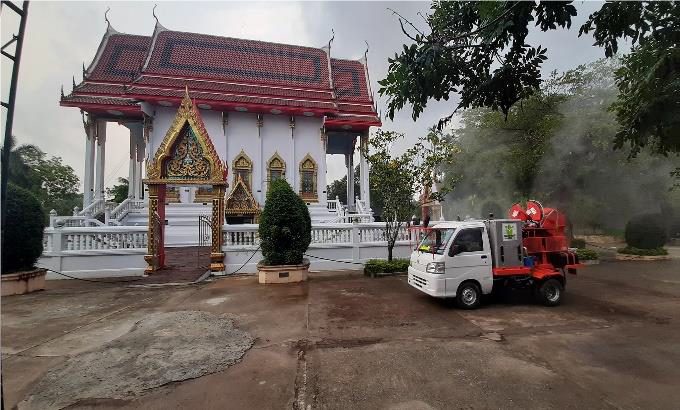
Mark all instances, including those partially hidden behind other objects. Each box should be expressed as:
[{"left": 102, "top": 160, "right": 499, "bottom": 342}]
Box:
[
  {"left": 535, "top": 279, "right": 563, "bottom": 307},
  {"left": 456, "top": 282, "right": 481, "bottom": 309}
]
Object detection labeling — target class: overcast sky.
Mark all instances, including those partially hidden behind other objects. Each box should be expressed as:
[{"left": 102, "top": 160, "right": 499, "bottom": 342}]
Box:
[{"left": 2, "top": 1, "right": 608, "bottom": 193}]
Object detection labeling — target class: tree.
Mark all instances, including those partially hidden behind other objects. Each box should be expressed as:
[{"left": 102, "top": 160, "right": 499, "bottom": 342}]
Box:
[
  {"left": 364, "top": 129, "right": 459, "bottom": 260},
  {"left": 381, "top": 1, "right": 680, "bottom": 157},
  {"left": 442, "top": 59, "right": 678, "bottom": 234},
  {"left": 107, "top": 177, "right": 129, "bottom": 204},
  {"left": 2, "top": 136, "right": 82, "bottom": 219},
  {"left": 258, "top": 178, "right": 311, "bottom": 265},
  {"left": 2, "top": 184, "right": 45, "bottom": 273}
]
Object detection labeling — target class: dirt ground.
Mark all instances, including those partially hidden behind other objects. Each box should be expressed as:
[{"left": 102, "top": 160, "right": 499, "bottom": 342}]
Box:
[{"left": 3, "top": 258, "right": 680, "bottom": 409}]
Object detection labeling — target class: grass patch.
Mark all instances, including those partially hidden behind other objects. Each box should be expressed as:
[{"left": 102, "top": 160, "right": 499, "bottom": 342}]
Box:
[
  {"left": 576, "top": 248, "right": 599, "bottom": 260},
  {"left": 617, "top": 246, "right": 668, "bottom": 256},
  {"left": 364, "top": 259, "right": 410, "bottom": 276}
]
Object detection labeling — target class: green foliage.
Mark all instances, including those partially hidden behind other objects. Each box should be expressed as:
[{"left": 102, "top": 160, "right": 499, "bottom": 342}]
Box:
[
  {"left": 575, "top": 248, "right": 599, "bottom": 260},
  {"left": 107, "top": 178, "right": 129, "bottom": 204},
  {"left": 364, "top": 129, "right": 458, "bottom": 260},
  {"left": 618, "top": 246, "right": 668, "bottom": 256},
  {"left": 3, "top": 136, "right": 81, "bottom": 219},
  {"left": 625, "top": 213, "right": 668, "bottom": 249},
  {"left": 609, "top": 40, "right": 680, "bottom": 156},
  {"left": 380, "top": 1, "right": 575, "bottom": 124},
  {"left": 571, "top": 238, "right": 586, "bottom": 249},
  {"left": 258, "top": 178, "right": 311, "bottom": 265},
  {"left": 364, "top": 259, "right": 410, "bottom": 276},
  {"left": 442, "top": 59, "right": 677, "bottom": 234},
  {"left": 383, "top": 1, "right": 680, "bottom": 157},
  {"left": 2, "top": 184, "right": 45, "bottom": 273}
]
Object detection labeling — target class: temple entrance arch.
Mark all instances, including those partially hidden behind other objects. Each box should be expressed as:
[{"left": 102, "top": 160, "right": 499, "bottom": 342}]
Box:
[{"left": 143, "top": 89, "right": 228, "bottom": 274}]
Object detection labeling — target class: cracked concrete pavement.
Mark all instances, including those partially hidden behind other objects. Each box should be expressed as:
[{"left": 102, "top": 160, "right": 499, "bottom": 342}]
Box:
[{"left": 3, "top": 259, "right": 680, "bottom": 409}]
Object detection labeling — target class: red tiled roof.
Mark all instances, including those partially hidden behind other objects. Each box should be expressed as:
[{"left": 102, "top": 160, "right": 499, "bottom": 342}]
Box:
[
  {"left": 63, "top": 25, "right": 379, "bottom": 127},
  {"left": 331, "top": 59, "right": 372, "bottom": 103},
  {"left": 143, "top": 30, "right": 331, "bottom": 90},
  {"left": 61, "top": 95, "right": 138, "bottom": 106},
  {"left": 87, "top": 33, "right": 151, "bottom": 83}
]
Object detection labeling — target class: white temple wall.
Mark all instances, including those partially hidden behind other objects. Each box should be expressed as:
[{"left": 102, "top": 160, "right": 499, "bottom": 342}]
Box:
[
  {"left": 293, "top": 116, "right": 326, "bottom": 204},
  {"left": 147, "top": 106, "right": 326, "bottom": 207}
]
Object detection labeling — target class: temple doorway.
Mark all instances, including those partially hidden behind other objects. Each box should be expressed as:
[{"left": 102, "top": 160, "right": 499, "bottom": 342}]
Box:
[{"left": 143, "top": 90, "right": 228, "bottom": 274}]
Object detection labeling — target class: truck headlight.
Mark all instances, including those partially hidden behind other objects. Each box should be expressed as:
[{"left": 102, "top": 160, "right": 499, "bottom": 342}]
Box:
[{"left": 426, "top": 262, "right": 445, "bottom": 274}]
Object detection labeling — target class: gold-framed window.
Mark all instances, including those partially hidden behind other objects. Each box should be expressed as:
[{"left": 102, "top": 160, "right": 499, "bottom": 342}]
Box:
[
  {"left": 267, "top": 152, "right": 286, "bottom": 186},
  {"left": 232, "top": 150, "right": 253, "bottom": 189},
  {"left": 299, "top": 154, "right": 317, "bottom": 201}
]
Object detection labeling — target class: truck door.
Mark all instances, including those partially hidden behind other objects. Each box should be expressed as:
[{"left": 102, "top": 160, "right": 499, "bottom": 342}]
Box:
[{"left": 445, "top": 227, "right": 493, "bottom": 295}]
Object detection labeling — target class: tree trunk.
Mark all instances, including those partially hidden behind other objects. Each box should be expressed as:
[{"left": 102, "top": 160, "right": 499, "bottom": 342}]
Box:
[{"left": 387, "top": 243, "right": 393, "bottom": 261}]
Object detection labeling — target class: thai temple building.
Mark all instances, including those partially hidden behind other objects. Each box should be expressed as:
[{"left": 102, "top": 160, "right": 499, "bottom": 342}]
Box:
[
  {"left": 42, "top": 15, "right": 410, "bottom": 277},
  {"left": 60, "top": 17, "right": 379, "bottom": 227}
]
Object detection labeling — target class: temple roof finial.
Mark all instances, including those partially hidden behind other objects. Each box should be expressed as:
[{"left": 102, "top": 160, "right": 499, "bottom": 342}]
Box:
[
  {"left": 61, "top": 85, "right": 64, "bottom": 98},
  {"left": 104, "top": 7, "right": 111, "bottom": 29},
  {"left": 82, "top": 62, "right": 86, "bottom": 78},
  {"left": 364, "top": 40, "right": 369, "bottom": 60},
  {"left": 328, "top": 28, "right": 335, "bottom": 49},
  {"left": 72, "top": 75, "right": 76, "bottom": 89},
  {"left": 153, "top": 4, "right": 159, "bottom": 25}
]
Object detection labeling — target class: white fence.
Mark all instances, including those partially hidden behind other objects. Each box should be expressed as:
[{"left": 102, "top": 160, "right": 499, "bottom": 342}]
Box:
[
  {"left": 40, "top": 226, "right": 149, "bottom": 279},
  {"left": 40, "top": 222, "right": 420, "bottom": 279},
  {"left": 221, "top": 222, "right": 415, "bottom": 274}
]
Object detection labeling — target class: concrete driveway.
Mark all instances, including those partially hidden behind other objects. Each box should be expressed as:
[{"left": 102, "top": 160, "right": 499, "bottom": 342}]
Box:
[{"left": 3, "top": 259, "right": 680, "bottom": 409}]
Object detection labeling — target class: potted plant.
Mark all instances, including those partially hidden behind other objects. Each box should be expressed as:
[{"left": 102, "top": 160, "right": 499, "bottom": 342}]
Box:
[
  {"left": 2, "top": 184, "right": 47, "bottom": 296},
  {"left": 257, "top": 179, "right": 311, "bottom": 283}
]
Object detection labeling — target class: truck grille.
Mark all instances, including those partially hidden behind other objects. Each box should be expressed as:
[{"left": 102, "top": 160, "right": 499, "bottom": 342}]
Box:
[{"left": 412, "top": 274, "right": 427, "bottom": 288}]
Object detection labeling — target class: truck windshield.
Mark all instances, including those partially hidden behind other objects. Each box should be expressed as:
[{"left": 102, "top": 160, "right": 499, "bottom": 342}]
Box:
[{"left": 417, "top": 228, "right": 456, "bottom": 254}]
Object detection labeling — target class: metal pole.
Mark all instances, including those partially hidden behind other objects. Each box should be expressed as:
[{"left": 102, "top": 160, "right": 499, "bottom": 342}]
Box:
[{"left": 1, "top": 1, "right": 30, "bottom": 245}]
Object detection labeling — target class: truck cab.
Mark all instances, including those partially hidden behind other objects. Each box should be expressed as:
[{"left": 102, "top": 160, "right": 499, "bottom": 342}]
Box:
[{"left": 408, "top": 221, "right": 493, "bottom": 308}]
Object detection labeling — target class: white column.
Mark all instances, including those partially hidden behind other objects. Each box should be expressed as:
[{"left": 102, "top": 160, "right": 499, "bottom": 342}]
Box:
[
  {"left": 136, "top": 135, "right": 145, "bottom": 200},
  {"left": 128, "top": 131, "right": 136, "bottom": 199},
  {"left": 83, "top": 116, "right": 96, "bottom": 208},
  {"left": 94, "top": 120, "right": 107, "bottom": 200},
  {"left": 319, "top": 130, "right": 328, "bottom": 205},
  {"left": 359, "top": 133, "right": 370, "bottom": 210},
  {"left": 346, "top": 139, "right": 355, "bottom": 212}
]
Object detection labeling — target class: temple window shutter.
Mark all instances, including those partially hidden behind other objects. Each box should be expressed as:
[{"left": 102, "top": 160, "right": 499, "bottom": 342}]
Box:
[{"left": 299, "top": 154, "right": 318, "bottom": 201}]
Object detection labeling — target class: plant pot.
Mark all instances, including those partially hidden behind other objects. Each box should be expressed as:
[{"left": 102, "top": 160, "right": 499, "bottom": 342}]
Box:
[
  {"left": 2, "top": 268, "right": 46, "bottom": 296},
  {"left": 257, "top": 259, "right": 309, "bottom": 284}
]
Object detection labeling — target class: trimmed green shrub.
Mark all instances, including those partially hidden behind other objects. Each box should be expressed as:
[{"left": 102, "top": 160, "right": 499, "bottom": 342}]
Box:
[
  {"left": 258, "top": 179, "right": 311, "bottom": 265},
  {"left": 571, "top": 238, "right": 586, "bottom": 249},
  {"left": 364, "top": 259, "right": 410, "bottom": 276},
  {"left": 618, "top": 246, "right": 668, "bottom": 256},
  {"left": 576, "top": 248, "right": 599, "bottom": 260},
  {"left": 624, "top": 213, "right": 667, "bottom": 249},
  {"left": 2, "top": 184, "right": 45, "bottom": 274}
]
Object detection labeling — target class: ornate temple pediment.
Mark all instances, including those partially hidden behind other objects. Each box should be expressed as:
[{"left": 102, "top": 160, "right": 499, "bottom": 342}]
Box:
[
  {"left": 146, "top": 88, "right": 227, "bottom": 186},
  {"left": 226, "top": 175, "right": 260, "bottom": 216}
]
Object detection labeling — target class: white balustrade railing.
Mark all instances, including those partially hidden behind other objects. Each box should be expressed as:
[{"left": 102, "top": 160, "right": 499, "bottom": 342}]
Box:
[
  {"left": 223, "top": 224, "right": 259, "bottom": 246},
  {"left": 109, "top": 198, "right": 145, "bottom": 224},
  {"left": 222, "top": 221, "right": 415, "bottom": 248},
  {"left": 78, "top": 198, "right": 105, "bottom": 217},
  {"left": 43, "top": 226, "right": 148, "bottom": 253}
]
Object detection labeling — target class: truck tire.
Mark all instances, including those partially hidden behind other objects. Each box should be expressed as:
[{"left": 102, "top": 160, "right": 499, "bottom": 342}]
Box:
[
  {"left": 456, "top": 282, "right": 482, "bottom": 309},
  {"left": 535, "top": 278, "right": 564, "bottom": 307}
]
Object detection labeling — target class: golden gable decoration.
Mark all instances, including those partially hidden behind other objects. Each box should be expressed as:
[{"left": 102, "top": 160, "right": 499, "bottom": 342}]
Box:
[
  {"left": 146, "top": 88, "right": 227, "bottom": 186},
  {"left": 226, "top": 175, "right": 260, "bottom": 216}
]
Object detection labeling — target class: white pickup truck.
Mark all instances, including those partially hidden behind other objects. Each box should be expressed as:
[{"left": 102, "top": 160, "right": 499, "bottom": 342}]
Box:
[{"left": 407, "top": 216, "right": 577, "bottom": 309}]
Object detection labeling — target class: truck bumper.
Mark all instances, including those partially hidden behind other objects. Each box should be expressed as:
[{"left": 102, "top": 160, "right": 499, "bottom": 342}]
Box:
[{"left": 408, "top": 266, "right": 447, "bottom": 298}]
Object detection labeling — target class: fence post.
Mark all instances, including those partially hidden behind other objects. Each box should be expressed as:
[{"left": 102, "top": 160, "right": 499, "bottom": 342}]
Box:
[{"left": 352, "top": 218, "right": 360, "bottom": 263}]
